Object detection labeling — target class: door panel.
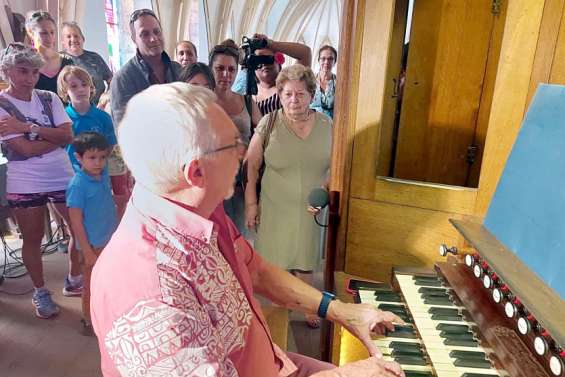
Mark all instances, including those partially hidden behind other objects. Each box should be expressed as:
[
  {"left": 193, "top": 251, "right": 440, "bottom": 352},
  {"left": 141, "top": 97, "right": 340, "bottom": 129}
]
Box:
[{"left": 393, "top": 0, "right": 495, "bottom": 186}]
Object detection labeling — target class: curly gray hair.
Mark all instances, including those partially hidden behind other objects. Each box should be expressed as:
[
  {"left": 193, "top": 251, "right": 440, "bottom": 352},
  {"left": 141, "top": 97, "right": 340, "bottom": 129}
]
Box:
[{"left": 0, "top": 43, "right": 44, "bottom": 80}]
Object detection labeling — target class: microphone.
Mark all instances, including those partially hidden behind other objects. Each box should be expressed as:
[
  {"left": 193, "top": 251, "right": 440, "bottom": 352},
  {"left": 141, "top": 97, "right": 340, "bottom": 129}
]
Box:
[{"left": 308, "top": 188, "right": 329, "bottom": 208}]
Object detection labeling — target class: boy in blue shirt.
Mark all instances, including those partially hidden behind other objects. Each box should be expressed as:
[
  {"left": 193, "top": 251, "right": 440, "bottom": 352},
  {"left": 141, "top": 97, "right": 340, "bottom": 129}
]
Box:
[
  {"left": 66, "top": 132, "right": 118, "bottom": 335},
  {"left": 57, "top": 65, "right": 117, "bottom": 172}
]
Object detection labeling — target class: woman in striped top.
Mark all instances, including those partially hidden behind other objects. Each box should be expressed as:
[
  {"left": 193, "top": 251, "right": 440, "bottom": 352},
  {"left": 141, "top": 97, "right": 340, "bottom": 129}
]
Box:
[{"left": 252, "top": 34, "right": 312, "bottom": 117}]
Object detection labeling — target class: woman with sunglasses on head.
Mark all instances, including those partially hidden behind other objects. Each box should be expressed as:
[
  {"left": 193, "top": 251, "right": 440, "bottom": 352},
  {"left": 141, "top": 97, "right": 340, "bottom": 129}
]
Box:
[
  {"left": 0, "top": 43, "right": 81, "bottom": 319},
  {"left": 25, "top": 11, "right": 73, "bottom": 96},
  {"left": 209, "top": 40, "right": 262, "bottom": 237},
  {"left": 252, "top": 34, "right": 312, "bottom": 116}
]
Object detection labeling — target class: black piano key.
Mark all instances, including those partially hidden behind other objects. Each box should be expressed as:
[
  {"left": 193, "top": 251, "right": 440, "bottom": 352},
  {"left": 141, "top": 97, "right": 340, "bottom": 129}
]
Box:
[
  {"left": 375, "top": 293, "right": 403, "bottom": 302},
  {"left": 461, "top": 374, "right": 499, "bottom": 377},
  {"left": 414, "top": 279, "right": 443, "bottom": 287},
  {"left": 454, "top": 358, "right": 493, "bottom": 369},
  {"left": 404, "top": 372, "right": 433, "bottom": 377},
  {"left": 388, "top": 330, "right": 417, "bottom": 339},
  {"left": 391, "top": 348, "right": 424, "bottom": 357},
  {"left": 395, "top": 356, "right": 429, "bottom": 366},
  {"left": 428, "top": 307, "right": 459, "bottom": 315},
  {"left": 424, "top": 297, "right": 454, "bottom": 306},
  {"left": 439, "top": 331, "right": 475, "bottom": 341},
  {"left": 389, "top": 341, "right": 422, "bottom": 351},
  {"left": 418, "top": 287, "right": 448, "bottom": 294},
  {"left": 436, "top": 324, "right": 470, "bottom": 333},
  {"left": 373, "top": 288, "right": 395, "bottom": 294},
  {"left": 431, "top": 313, "right": 463, "bottom": 321},
  {"left": 443, "top": 338, "right": 479, "bottom": 347},
  {"left": 420, "top": 291, "right": 450, "bottom": 299},
  {"left": 449, "top": 350, "right": 487, "bottom": 360},
  {"left": 378, "top": 303, "right": 406, "bottom": 310},
  {"left": 413, "top": 275, "right": 440, "bottom": 283}
]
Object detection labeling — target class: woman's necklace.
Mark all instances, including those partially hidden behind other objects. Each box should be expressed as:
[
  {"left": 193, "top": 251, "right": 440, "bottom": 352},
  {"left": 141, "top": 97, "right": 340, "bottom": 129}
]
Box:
[
  {"left": 283, "top": 110, "right": 313, "bottom": 138},
  {"left": 284, "top": 109, "right": 312, "bottom": 123}
]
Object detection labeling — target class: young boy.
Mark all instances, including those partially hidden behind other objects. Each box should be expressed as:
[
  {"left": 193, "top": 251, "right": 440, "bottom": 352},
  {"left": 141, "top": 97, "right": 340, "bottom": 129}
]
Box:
[
  {"left": 66, "top": 132, "right": 118, "bottom": 335},
  {"left": 57, "top": 65, "right": 117, "bottom": 173},
  {"left": 57, "top": 66, "right": 118, "bottom": 297}
]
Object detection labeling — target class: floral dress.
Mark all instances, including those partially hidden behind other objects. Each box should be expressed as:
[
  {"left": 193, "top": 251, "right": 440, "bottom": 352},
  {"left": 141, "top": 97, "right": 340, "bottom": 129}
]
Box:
[{"left": 310, "top": 73, "right": 336, "bottom": 119}]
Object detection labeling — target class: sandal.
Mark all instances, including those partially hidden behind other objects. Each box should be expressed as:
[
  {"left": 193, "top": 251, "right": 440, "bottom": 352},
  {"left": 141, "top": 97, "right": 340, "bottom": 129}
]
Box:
[{"left": 305, "top": 314, "right": 321, "bottom": 329}]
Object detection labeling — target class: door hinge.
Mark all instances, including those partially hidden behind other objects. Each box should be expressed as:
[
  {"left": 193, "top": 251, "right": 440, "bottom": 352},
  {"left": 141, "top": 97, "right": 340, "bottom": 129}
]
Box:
[
  {"left": 492, "top": 0, "right": 502, "bottom": 15},
  {"left": 466, "top": 145, "right": 479, "bottom": 165}
]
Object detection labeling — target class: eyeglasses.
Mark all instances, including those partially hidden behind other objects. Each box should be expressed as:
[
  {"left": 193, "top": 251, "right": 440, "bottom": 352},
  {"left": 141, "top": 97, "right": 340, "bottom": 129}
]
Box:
[
  {"left": 129, "top": 8, "right": 157, "bottom": 24},
  {"left": 202, "top": 137, "right": 247, "bottom": 156}
]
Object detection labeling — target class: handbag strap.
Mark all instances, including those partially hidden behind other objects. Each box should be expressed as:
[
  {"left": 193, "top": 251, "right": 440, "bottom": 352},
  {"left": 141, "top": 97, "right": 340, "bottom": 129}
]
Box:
[{"left": 262, "top": 110, "right": 277, "bottom": 151}]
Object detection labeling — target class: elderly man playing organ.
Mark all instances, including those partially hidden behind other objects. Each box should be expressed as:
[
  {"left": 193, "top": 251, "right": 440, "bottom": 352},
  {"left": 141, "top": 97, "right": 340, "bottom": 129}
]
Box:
[{"left": 90, "top": 83, "right": 405, "bottom": 377}]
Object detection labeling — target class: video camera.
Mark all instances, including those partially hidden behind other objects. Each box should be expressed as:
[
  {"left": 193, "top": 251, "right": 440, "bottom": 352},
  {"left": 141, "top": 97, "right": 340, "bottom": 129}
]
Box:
[{"left": 240, "top": 36, "right": 275, "bottom": 95}]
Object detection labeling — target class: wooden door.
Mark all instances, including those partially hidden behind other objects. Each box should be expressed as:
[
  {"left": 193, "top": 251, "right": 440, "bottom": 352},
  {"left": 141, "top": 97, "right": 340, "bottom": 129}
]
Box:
[{"left": 393, "top": 0, "right": 496, "bottom": 186}]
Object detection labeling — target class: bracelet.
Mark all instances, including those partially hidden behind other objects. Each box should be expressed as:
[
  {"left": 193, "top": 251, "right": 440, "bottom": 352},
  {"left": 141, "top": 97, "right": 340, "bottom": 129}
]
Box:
[{"left": 317, "top": 291, "right": 336, "bottom": 319}]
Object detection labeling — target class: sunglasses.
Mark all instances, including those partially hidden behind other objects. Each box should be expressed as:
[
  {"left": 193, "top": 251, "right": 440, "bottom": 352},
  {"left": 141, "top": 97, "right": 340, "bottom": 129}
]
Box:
[
  {"left": 4, "top": 42, "right": 27, "bottom": 55},
  {"left": 129, "top": 8, "right": 157, "bottom": 24},
  {"left": 29, "top": 11, "right": 54, "bottom": 22},
  {"left": 30, "top": 11, "right": 50, "bottom": 18}
]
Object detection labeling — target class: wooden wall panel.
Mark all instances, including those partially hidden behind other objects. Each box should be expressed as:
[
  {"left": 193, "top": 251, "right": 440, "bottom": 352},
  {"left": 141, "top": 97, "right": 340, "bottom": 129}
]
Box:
[
  {"left": 372, "top": 178, "right": 477, "bottom": 216},
  {"left": 474, "top": 0, "right": 546, "bottom": 216},
  {"left": 526, "top": 0, "right": 565, "bottom": 108},
  {"left": 394, "top": 0, "right": 495, "bottom": 186},
  {"left": 332, "top": 0, "right": 363, "bottom": 271},
  {"left": 376, "top": 0, "right": 408, "bottom": 176},
  {"left": 345, "top": 198, "right": 469, "bottom": 282},
  {"left": 349, "top": 0, "right": 396, "bottom": 199},
  {"left": 467, "top": 0, "right": 508, "bottom": 187},
  {"left": 549, "top": 6, "right": 565, "bottom": 84}
]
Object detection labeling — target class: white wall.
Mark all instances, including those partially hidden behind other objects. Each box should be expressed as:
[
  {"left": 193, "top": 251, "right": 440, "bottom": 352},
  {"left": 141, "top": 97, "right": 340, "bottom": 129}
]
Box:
[
  {"left": 81, "top": 0, "right": 110, "bottom": 64},
  {"left": 6, "top": 0, "right": 36, "bottom": 16}
]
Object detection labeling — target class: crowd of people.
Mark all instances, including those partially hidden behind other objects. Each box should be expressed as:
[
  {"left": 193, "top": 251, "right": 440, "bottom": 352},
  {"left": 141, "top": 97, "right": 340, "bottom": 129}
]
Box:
[{"left": 0, "top": 7, "right": 406, "bottom": 377}]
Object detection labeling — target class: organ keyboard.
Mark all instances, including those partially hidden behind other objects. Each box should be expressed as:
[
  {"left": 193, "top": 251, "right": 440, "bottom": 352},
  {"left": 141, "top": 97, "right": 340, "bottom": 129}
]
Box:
[
  {"left": 340, "top": 220, "right": 565, "bottom": 377},
  {"left": 358, "top": 272, "right": 507, "bottom": 377}
]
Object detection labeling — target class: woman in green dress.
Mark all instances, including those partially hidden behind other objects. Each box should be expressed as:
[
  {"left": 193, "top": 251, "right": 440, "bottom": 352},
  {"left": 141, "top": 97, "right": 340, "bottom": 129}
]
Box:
[{"left": 245, "top": 64, "right": 332, "bottom": 328}]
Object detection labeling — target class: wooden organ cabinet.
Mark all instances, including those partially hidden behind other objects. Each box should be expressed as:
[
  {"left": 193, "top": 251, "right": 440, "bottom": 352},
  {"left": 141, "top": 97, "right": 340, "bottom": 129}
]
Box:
[{"left": 324, "top": 0, "right": 565, "bottom": 376}]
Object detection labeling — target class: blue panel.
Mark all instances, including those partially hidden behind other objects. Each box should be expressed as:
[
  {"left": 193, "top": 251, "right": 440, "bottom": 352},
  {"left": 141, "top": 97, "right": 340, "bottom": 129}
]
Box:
[{"left": 484, "top": 84, "right": 565, "bottom": 300}]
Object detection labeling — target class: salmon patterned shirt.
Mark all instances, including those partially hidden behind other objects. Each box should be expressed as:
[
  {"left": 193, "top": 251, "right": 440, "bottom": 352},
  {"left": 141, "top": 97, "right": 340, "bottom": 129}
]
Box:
[{"left": 91, "top": 185, "right": 297, "bottom": 376}]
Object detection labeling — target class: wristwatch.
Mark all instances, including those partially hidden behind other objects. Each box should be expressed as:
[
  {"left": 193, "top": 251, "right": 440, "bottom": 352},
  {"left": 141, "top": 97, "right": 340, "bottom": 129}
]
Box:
[
  {"left": 29, "top": 123, "right": 40, "bottom": 134},
  {"left": 317, "top": 291, "right": 336, "bottom": 319}
]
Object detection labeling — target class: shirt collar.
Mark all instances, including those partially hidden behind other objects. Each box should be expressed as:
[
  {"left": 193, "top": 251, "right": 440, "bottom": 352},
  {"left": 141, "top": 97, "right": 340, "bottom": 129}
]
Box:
[
  {"left": 67, "top": 104, "right": 95, "bottom": 118},
  {"left": 135, "top": 49, "right": 173, "bottom": 70},
  {"left": 77, "top": 169, "right": 103, "bottom": 182},
  {"left": 131, "top": 184, "right": 214, "bottom": 244}
]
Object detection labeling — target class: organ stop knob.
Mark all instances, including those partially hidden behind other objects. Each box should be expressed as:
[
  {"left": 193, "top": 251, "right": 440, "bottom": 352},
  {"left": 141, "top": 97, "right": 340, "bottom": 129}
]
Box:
[{"left": 439, "top": 244, "right": 458, "bottom": 256}]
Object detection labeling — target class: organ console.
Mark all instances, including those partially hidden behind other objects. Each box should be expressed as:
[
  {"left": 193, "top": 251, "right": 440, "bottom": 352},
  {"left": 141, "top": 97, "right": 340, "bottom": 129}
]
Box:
[
  {"left": 332, "top": 219, "right": 565, "bottom": 377},
  {"left": 328, "top": 84, "right": 565, "bottom": 377}
]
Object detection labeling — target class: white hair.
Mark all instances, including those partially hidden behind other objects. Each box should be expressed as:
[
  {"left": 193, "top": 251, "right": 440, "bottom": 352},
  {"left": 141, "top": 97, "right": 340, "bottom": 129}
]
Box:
[{"left": 119, "top": 82, "right": 218, "bottom": 192}]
